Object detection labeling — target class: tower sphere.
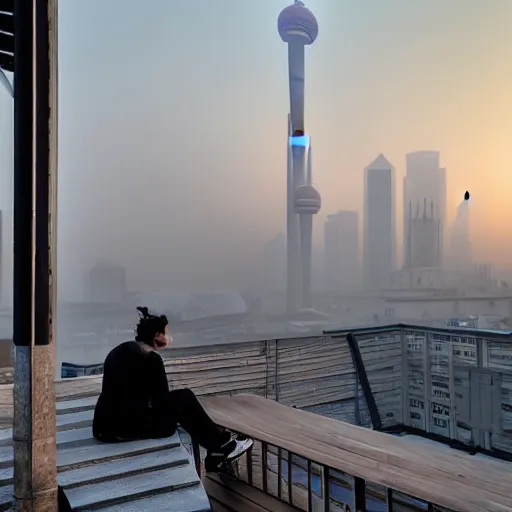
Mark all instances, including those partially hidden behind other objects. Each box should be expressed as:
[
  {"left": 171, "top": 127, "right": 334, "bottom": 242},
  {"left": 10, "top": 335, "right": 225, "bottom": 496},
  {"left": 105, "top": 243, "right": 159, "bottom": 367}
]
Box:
[
  {"left": 294, "top": 185, "right": 321, "bottom": 214},
  {"left": 278, "top": 1, "right": 318, "bottom": 45}
]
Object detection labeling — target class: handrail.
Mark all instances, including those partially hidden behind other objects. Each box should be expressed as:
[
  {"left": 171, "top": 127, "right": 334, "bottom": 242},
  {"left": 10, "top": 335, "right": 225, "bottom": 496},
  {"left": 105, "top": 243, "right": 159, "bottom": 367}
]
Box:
[
  {"left": 200, "top": 395, "right": 506, "bottom": 512},
  {"left": 324, "top": 322, "right": 512, "bottom": 340}
]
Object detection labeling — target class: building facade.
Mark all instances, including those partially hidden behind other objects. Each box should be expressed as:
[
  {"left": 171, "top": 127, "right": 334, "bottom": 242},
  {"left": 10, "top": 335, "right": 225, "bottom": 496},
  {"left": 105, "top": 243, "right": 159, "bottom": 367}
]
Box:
[
  {"left": 364, "top": 154, "right": 396, "bottom": 290},
  {"left": 404, "top": 151, "right": 446, "bottom": 268},
  {"left": 406, "top": 199, "right": 441, "bottom": 269}
]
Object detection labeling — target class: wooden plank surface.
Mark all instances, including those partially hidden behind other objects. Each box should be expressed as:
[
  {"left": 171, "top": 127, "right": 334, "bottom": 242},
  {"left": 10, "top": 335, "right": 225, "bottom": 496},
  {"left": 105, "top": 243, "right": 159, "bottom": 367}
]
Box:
[
  {"left": 202, "top": 394, "right": 512, "bottom": 512},
  {"left": 0, "top": 335, "right": 405, "bottom": 432}
]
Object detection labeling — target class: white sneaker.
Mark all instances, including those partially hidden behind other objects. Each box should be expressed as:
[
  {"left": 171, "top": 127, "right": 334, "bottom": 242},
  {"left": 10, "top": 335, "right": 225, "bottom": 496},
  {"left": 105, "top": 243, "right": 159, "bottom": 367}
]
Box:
[{"left": 224, "top": 437, "right": 254, "bottom": 462}]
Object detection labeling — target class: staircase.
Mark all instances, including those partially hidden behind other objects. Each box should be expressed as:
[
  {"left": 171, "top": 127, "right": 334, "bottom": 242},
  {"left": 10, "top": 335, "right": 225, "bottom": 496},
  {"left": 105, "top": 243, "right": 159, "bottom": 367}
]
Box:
[{"left": 0, "top": 395, "right": 211, "bottom": 511}]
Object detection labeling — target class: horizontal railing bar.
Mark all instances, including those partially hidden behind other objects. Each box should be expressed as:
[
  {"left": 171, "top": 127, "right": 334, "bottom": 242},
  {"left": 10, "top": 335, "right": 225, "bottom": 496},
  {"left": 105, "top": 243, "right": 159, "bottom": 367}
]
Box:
[{"left": 325, "top": 322, "right": 512, "bottom": 341}]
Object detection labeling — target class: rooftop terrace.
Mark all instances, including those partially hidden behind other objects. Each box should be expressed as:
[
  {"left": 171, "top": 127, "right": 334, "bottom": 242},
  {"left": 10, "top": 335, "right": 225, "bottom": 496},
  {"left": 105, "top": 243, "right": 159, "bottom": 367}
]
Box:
[{"left": 2, "top": 323, "right": 512, "bottom": 510}]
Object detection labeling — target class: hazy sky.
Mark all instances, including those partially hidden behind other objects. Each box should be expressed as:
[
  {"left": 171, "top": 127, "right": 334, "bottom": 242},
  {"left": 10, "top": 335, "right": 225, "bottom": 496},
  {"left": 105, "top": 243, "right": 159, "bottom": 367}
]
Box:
[{"left": 1, "top": 0, "right": 512, "bottom": 298}]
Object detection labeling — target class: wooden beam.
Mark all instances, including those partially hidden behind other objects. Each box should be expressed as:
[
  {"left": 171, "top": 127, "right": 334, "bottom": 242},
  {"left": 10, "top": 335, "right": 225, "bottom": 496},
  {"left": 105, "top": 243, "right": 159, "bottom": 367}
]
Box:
[{"left": 12, "top": 0, "right": 59, "bottom": 509}]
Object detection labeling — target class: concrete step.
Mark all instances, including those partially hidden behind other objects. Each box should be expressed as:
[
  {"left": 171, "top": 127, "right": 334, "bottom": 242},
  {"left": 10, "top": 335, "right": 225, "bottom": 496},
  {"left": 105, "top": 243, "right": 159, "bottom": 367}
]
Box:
[
  {"left": 0, "top": 431, "right": 181, "bottom": 470},
  {"left": 0, "top": 436, "right": 185, "bottom": 487},
  {"left": 56, "top": 395, "right": 98, "bottom": 414},
  {"left": 0, "top": 395, "right": 212, "bottom": 511},
  {"left": 100, "top": 485, "right": 213, "bottom": 512},
  {"left": 65, "top": 465, "right": 201, "bottom": 511}
]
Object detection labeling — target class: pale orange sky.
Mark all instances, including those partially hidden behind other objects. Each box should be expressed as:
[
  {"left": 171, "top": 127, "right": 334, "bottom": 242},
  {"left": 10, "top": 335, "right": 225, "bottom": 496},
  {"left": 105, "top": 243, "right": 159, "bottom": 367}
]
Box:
[{"left": 1, "top": 0, "right": 512, "bottom": 297}]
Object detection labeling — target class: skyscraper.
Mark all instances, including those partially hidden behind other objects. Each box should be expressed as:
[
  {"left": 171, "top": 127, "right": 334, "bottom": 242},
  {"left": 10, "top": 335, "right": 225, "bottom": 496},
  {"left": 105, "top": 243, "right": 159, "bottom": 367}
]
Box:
[
  {"left": 278, "top": 1, "right": 321, "bottom": 311},
  {"left": 404, "top": 151, "right": 446, "bottom": 267},
  {"left": 364, "top": 154, "right": 395, "bottom": 290},
  {"left": 406, "top": 199, "right": 441, "bottom": 268},
  {"left": 324, "top": 211, "right": 360, "bottom": 293}
]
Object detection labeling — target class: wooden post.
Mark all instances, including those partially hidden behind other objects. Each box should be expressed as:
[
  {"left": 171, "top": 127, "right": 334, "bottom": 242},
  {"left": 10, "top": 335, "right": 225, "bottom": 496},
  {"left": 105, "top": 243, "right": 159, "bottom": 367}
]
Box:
[{"left": 12, "top": 0, "right": 58, "bottom": 509}]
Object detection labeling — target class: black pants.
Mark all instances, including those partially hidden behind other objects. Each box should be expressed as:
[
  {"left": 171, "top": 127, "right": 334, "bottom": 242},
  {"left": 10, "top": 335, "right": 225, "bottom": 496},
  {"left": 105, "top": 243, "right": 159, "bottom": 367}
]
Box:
[{"left": 156, "top": 388, "right": 230, "bottom": 452}]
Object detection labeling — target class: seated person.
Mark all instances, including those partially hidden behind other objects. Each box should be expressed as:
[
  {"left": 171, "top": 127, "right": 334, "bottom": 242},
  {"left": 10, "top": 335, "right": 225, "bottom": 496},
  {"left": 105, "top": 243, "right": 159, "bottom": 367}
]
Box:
[{"left": 93, "top": 306, "right": 253, "bottom": 466}]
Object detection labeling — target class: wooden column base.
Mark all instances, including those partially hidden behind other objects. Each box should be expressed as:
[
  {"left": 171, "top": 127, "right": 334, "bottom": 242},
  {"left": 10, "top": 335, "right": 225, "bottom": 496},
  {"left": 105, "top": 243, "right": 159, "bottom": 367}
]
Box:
[{"left": 12, "top": 345, "right": 57, "bottom": 511}]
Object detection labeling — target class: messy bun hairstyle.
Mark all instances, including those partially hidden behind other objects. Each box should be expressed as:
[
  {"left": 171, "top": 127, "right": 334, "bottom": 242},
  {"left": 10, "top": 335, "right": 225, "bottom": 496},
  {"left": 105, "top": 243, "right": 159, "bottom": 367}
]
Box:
[{"left": 135, "top": 307, "right": 168, "bottom": 347}]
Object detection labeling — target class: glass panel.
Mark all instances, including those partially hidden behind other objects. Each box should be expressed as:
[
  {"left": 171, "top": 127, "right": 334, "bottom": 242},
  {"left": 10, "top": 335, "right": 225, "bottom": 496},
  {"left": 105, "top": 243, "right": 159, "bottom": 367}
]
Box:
[
  {"left": 365, "top": 482, "right": 387, "bottom": 512},
  {"left": 279, "top": 449, "right": 291, "bottom": 503},
  {"left": 327, "top": 468, "right": 355, "bottom": 511},
  {"left": 265, "top": 444, "right": 279, "bottom": 498},
  {"left": 281, "top": 454, "right": 310, "bottom": 509},
  {"left": 310, "top": 461, "right": 324, "bottom": 509}
]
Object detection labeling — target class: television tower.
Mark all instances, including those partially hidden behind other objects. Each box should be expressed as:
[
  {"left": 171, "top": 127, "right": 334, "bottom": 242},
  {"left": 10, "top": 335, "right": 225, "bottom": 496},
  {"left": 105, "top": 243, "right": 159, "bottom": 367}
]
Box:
[{"left": 278, "top": 1, "right": 321, "bottom": 311}]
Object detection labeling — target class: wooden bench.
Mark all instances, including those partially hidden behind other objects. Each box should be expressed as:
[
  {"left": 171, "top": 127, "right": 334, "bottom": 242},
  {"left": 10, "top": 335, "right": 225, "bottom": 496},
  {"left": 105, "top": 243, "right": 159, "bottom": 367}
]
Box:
[
  {"left": 0, "top": 395, "right": 211, "bottom": 511},
  {"left": 201, "top": 394, "right": 512, "bottom": 512}
]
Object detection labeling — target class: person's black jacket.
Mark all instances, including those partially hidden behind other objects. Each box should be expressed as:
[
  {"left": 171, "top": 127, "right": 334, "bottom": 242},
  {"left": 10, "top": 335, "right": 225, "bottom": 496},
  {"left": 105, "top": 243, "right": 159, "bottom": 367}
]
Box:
[{"left": 92, "top": 341, "right": 173, "bottom": 441}]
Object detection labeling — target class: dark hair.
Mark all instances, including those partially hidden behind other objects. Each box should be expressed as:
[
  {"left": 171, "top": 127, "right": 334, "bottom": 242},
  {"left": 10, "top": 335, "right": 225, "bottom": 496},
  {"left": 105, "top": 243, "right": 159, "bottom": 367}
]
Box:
[{"left": 135, "top": 306, "right": 168, "bottom": 347}]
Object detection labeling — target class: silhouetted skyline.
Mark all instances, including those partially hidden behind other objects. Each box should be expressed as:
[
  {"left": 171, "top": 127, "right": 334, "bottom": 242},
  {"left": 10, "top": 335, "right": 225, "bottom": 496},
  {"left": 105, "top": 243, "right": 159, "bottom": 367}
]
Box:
[{"left": 1, "top": 0, "right": 512, "bottom": 300}]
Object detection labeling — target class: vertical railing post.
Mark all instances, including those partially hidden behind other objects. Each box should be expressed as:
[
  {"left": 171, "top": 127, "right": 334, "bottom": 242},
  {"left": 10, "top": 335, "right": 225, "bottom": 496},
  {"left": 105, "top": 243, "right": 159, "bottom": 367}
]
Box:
[
  {"left": 323, "top": 466, "right": 330, "bottom": 512},
  {"left": 264, "top": 340, "right": 269, "bottom": 399},
  {"left": 400, "top": 326, "right": 410, "bottom": 427},
  {"left": 448, "top": 334, "right": 456, "bottom": 439},
  {"left": 12, "top": 0, "right": 58, "bottom": 509},
  {"left": 275, "top": 339, "right": 279, "bottom": 402},
  {"left": 423, "top": 330, "right": 431, "bottom": 433},
  {"left": 354, "top": 338, "right": 361, "bottom": 424},
  {"left": 354, "top": 476, "right": 366, "bottom": 511}
]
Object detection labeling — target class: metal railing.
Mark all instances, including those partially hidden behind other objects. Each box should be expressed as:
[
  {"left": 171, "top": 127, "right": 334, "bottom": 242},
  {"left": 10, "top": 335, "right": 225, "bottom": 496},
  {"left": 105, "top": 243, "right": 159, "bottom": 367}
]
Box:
[
  {"left": 57, "top": 322, "right": 512, "bottom": 457},
  {"left": 326, "top": 323, "right": 512, "bottom": 457},
  {"left": 190, "top": 323, "right": 512, "bottom": 511},
  {"left": 196, "top": 435, "right": 456, "bottom": 512}
]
